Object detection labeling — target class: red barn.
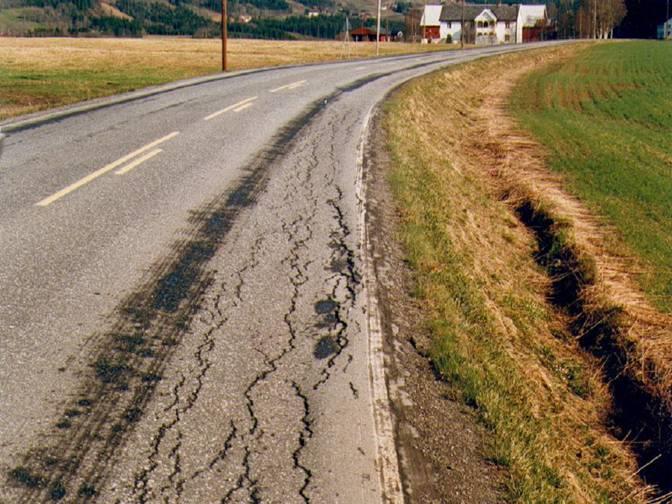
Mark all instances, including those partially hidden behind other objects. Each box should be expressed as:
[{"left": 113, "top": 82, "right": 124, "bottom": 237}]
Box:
[{"left": 350, "top": 27, "right": 391, "bottom": 42}]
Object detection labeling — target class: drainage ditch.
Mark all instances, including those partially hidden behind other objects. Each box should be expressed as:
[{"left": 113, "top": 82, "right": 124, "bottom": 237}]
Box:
[{"left": 514, "top": 199, "right": 672, "bottom": 495}]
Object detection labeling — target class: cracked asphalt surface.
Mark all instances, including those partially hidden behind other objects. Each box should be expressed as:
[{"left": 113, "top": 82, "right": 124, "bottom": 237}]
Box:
[{"left": 0, "top": 42, "right": 559, "bottom": 502}]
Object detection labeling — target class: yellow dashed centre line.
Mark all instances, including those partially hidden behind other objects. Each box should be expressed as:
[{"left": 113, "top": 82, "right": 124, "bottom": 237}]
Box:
[
  {"left": 114, "top": 148, "right": 163, "bottom": 176},
  {"left": 269, "top": 80, "right": 307, "bottom": 93},
  {"left": 233, "top": 102, "right": 254, "bottom": 113},
  {"left": 36, "top": 131, "right": 179, "bottom": 207},
  {"left": 204, "top": 96, "right": 257, "bottom": 121}
]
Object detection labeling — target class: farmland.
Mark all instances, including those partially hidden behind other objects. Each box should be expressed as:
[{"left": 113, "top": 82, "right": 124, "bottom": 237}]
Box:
[
  {"left": 382, "top": 39, "right": 672, "bottom": 502},
  {"left": 383, "top": 44, "right": 654, "bottom": 503},
  {"left": 0, "top": 36, "right": 454, "bottom": 120},
  {"left": 513, "top": 41, "right": 672, "bottom": 312}
]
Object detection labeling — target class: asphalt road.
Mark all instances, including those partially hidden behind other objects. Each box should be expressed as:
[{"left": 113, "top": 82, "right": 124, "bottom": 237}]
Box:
[{"left": 0, "top": 42, "right": 557, "bottom": 503}]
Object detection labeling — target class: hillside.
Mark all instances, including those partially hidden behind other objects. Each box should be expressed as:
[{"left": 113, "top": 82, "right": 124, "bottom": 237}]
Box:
[{"left": 0, "top": 0, "right": 408, "bottom": 38}]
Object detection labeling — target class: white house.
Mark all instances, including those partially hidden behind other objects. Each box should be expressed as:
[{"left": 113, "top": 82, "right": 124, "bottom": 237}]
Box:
[
  {"left": 658, "top": 17, "right": 672, "bottom": 39},
  {"left": 420, "top": 2, "right": 548, "bottom": 44}
]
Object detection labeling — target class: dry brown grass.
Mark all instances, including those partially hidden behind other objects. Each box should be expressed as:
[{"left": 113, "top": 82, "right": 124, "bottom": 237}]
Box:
[
  {"left": 0, "top": 36, "right": 455, "bottom": 120},
  {"left": 385, "top": 44, "right": 663, "bottom": 501}
]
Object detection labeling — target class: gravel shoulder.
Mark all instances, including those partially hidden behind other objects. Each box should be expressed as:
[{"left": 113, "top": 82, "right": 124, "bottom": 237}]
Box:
[{"left": 364, "top": 107, "right": 503, "bottom": 503}]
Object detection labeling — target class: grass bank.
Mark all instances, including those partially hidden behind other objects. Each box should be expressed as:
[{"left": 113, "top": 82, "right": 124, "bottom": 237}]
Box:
[
  {"left": 0, "top": 37, "right": 455, "bottom": 120},
  {"left": 512, "top": 41, "right": 672, "bottom": 313},
  {"left": 383, "top": 45, "right": 654, "bottom": 502}
]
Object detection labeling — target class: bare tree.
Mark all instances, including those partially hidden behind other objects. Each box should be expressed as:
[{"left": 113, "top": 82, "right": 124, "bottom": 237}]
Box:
[
  {"left": 598, "top": 0, "right": 627, "bottom": 38},
  {"left": 575, "top": 0, "right": 625, "bottom": 39}
]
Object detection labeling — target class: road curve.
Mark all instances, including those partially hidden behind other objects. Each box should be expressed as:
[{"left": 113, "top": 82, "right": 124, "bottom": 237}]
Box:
[{"left": 0, "top": 42, "right": 560, "bottom": 503}]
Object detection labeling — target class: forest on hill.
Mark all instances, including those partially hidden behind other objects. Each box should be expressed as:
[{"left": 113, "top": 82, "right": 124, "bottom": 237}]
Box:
[
  {"left": 0, "top": 0, "right": 667, "bottom": 40},
  {"left": 0, "top": 0, "right": 349, "bottom": 37}
]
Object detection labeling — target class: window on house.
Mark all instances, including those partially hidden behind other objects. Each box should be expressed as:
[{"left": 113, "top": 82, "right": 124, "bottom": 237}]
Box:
[
  {"left": 505, "top": 21, "right": 510, "bottom": 29},
  {"left": 505, "top": 34, "right": 510, "bottom": 41},
  {"left": 447, "top": 21, "right": 451, "bottom": 29}
]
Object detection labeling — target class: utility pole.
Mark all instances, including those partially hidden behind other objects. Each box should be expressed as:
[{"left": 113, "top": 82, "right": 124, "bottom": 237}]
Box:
[
  {"left": 460, "top": 0, "right": 465, "bottom": 48},
  {"left": 221, "top": 0, "right": 228, "bottom": 71},
  {"left": 376, "top": 0, "right": 382, "bottom": 56}
]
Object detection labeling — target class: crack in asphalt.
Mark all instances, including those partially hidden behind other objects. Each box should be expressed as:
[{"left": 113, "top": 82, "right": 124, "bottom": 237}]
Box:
[
  {"left": 5, "top": 67, "right": 392, "bottom": 502},
  {"left": 134, "top": 232, "right": 268, "bottom": 502},
  {"left": 291, "top": 381, "right": 314, "bottom": 504}
]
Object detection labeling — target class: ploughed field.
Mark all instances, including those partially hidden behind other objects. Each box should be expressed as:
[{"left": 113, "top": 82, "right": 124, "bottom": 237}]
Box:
[
  {"left": 514, "top": 41, "right": 672, "bottom": 312},
  {"left": 0, "top": 36, "right": 454, "bottom": 120}
]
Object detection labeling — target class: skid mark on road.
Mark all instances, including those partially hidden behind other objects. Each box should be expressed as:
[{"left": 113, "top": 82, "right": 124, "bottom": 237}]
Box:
[
  {"left": 4, "top": 97, "right": 334, "bottom": 503},
  {"left": 5, "top": 65, "right": 428, "bottom": 502}
]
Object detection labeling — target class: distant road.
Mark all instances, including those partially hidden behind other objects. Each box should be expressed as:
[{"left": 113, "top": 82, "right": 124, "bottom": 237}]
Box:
[{"left": 0, "top": 42, "right": 559, "bottom": 502}]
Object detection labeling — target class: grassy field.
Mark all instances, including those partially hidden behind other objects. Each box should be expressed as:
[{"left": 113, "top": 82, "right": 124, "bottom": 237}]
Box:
[
  {"left": 384, "top": 46, "right": 650, "bottom": 502},
  {"left": 512, "top": 41, "right": 672, "bottom": 312},
  {"left": 0, "top": 37, "right": 455, "bottom": 120}
]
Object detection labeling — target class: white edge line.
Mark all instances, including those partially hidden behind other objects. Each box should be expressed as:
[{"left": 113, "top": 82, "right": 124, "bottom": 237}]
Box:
[
  {"left": 204, "top": 96, "right": 257, "bottom": 121},
  {"left": 356, "top": 104, "right": 404, "bottom": 503},
  {"left": 36, "top": 131, "right": 179, "bottom": 207},
  {"left": 114, "top": 148, "right": 162, "bottom": 176}
]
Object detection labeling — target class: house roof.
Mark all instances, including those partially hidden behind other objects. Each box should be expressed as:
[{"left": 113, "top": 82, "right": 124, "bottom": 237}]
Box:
[
  {"left": 518, "top": 4, "right": 547, "bottom": 27},
  {"left": 350, "top": 26, "right": 389, "bottom": 35},
  {"left": 351, "top": 26, "right": 374, "bottom": 35},
  {"left": 420, "top": 4, "right": 443, "bottom": 27},
  {"left": 440, "top": 3, "right": 519, "bottom": 22}
]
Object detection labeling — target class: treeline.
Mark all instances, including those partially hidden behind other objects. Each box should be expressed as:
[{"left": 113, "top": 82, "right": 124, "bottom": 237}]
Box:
[
  {"left": 9, "top": 0, "right": 400, "bottom": 40},
  {"left": 547, "top": 0, "right": 627, "bottom": 39},
  {"left": 116, "top": 0, "right": 214, "bottom": 34},
  {"left": 234, "top": 13, "right": 346, "bottom": 39},
  {"left": 229, "top": 14, "right": 403, "bottom": 40}
]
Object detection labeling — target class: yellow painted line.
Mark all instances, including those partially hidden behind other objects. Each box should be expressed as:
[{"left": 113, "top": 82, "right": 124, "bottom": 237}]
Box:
[
  {"left": 269, "top": 80, "right": 307, "bottom": 93},
  {"left": 233, "top": 102, "right": 254, "bottom": 113},
  {"left": 114, "top": 148, "right": 162, "bottom": 176},
  {"left": 36, "top": 131, "right": 179, "bottom": 207},
  {"left": 204, "top": 96, "right": 257, "bottom": 121}
]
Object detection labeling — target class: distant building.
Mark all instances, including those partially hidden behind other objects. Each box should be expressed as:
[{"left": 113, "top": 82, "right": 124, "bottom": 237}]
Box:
[
  {"left": 420, "top": 4, "right": 443, "bottom": 40},
  {"left": 419, "top": 3, "right": 549, "bottom": 45},
  {"left": 349, "top": 26, "right": 392, "bottom": 42},
  {"left": 307, "top": 11, "right": 320, "bottom": 18},
  {"left": 658, "top": 17, "right": 672, "bottom": 39}
]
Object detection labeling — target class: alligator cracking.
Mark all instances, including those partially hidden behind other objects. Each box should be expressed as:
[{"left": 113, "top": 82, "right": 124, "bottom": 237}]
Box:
[{"left": 5, "top": 70, "right": 402, "bottom": 501}]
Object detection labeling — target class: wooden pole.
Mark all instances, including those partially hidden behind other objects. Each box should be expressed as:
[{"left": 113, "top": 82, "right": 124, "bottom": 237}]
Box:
[
  {"left": 376, "top": 0, "right": 382, "bottom": 56},
  {"left": 221, "top": 0, "right": 228, "bottom": 71},
  {"left": 460, "top": 0, "right": 465, "bottom": 48}
]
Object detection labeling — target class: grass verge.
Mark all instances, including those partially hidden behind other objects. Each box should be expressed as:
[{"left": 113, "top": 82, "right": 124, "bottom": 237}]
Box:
[
  {"left": 0, "top": 36, "right": 456, "bottom": 120},
  {"left": 383, "top": 45, "right": 654, "bottom": 502},
  {"left": 512, "top": 41, "right": 672, "bottom": 313}
]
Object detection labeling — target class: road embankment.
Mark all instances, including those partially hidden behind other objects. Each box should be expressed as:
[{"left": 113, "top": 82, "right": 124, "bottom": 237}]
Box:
[{"left": 378, "top": 43, "right": 671, "bottom": 502}]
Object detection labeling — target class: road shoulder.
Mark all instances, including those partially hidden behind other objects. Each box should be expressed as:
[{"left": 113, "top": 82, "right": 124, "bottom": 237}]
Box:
[{"left": 364, "top": 106, "right": 503, "bottom": 503}]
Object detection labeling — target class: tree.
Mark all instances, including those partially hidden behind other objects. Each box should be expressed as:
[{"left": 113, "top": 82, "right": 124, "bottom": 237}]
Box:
[{"left": 575, "top": 0, "right": 626, "bottom": 38}]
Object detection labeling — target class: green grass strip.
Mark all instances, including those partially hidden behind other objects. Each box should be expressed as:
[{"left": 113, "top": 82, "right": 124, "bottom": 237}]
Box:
[{"left": 512, "top": 41, "right": 672, "bottom": 312}]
